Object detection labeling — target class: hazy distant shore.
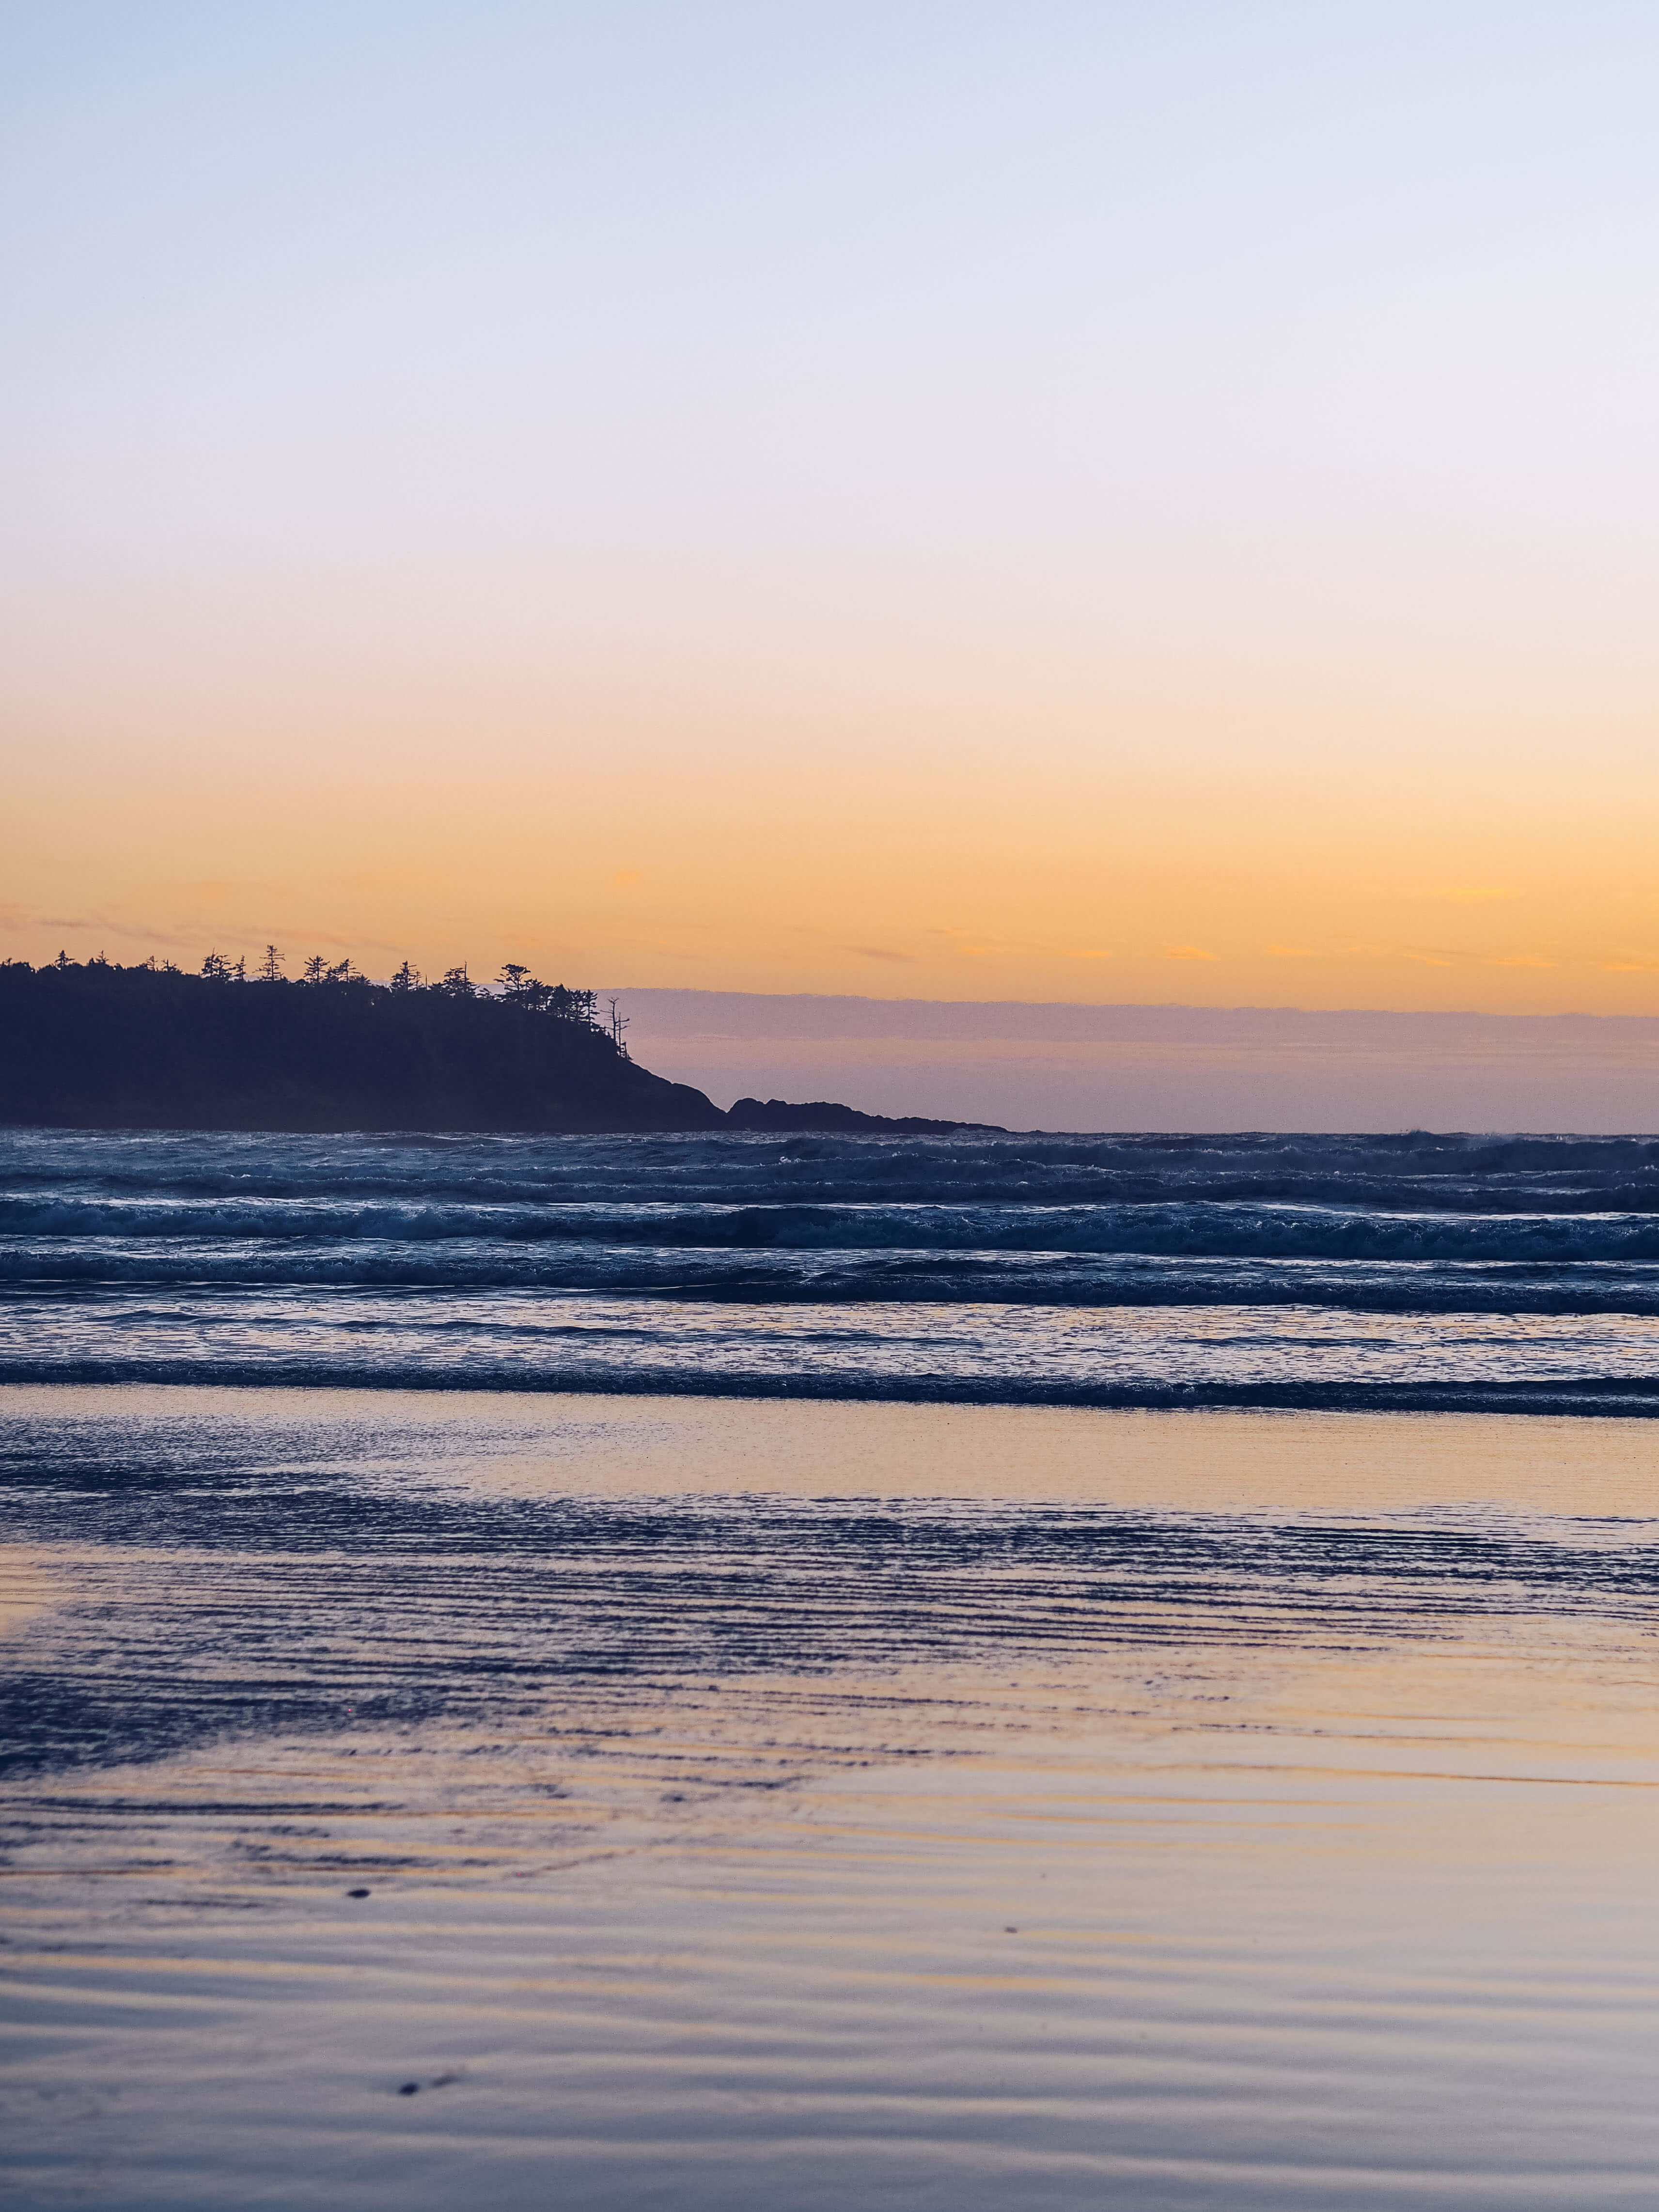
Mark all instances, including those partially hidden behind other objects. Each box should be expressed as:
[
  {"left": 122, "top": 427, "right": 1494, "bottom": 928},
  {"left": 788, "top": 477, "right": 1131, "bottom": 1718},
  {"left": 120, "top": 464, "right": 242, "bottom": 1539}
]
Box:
[{"left": 610, "top": 988, "right": 1659, "bottom": 1133}]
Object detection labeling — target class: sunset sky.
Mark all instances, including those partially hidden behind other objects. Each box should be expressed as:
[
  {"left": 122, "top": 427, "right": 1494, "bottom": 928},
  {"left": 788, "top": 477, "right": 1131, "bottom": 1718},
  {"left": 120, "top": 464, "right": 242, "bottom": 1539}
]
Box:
[{"left": 7, "top": 2, "right": 1659, "bottom": 1012}]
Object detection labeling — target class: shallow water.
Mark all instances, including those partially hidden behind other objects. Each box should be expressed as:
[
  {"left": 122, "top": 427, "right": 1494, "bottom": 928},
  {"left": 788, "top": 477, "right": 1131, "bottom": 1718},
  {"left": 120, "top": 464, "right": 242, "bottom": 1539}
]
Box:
[{"left": 3, "top": 1388, "right": 1656, "bottom": 2208}]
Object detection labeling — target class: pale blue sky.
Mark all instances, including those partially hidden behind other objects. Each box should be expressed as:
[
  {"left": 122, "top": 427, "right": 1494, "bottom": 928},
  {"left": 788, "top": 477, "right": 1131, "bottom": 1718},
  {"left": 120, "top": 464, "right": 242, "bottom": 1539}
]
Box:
[
  {"left": 10, "top": 1, "right": 1657, "bottom": 590},
  {"left": 7, "top": 4, "right": 1659, "bottom": 1009}
]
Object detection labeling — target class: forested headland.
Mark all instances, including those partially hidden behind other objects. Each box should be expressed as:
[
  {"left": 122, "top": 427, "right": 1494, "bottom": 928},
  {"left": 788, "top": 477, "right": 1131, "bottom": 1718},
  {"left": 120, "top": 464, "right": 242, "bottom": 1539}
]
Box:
[
  {"left": 0, "top": 952, "right": 999, "bottom": 1135},
  {"left": 0, "top": 951, "right": 722, "bottom": 1133}
]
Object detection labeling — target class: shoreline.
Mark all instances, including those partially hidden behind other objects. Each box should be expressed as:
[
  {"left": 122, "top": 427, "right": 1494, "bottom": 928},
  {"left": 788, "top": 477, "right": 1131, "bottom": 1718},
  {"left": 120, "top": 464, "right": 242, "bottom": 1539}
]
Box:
[{"left": 5, "top": 1361, "right": 1659, "bottom": 1415}]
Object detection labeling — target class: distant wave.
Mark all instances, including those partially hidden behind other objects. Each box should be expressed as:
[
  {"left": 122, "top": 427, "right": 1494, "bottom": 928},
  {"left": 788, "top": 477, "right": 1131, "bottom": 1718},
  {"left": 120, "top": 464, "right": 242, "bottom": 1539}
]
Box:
[
  {"left": 9, "top": 1195, "right": 1659, "bottom": 1266},
  {"left": 6, "top": 1236, "right": 1659, "bottom": 1313},
  {"left": 7, "top": 1127, "right": 1659, "bottom": 1215}
]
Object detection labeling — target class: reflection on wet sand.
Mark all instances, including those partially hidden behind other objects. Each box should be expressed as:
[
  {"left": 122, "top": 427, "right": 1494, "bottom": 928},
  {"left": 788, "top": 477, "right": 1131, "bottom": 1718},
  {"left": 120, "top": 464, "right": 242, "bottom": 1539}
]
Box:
[
  {"left": 0, "top": 1549, "right": 62, "bottom": 1639},
  {"left": 1, "top": 1389, "right": 1657, "bottom": 2209}
]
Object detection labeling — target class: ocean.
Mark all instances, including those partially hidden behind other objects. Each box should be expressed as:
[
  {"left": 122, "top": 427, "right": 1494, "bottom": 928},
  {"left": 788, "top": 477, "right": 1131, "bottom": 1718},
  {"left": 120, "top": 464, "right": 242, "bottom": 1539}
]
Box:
[
  {"left": 2, "top": 1128, "right": 1657, "bottom": 2207},
  {"left": 7, "top": 1125, "right": 1659, "bottom": 1405}
]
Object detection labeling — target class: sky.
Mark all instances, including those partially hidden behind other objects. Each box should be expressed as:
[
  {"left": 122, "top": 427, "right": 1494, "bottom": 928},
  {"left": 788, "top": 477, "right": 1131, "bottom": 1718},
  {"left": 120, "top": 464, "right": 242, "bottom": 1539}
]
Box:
[
  {"left": 609, "top": 990, "right": 1659, "bottom": 1130},
  {"left": 6, "top": 1, "right": 1659, "bottom": 1014}
]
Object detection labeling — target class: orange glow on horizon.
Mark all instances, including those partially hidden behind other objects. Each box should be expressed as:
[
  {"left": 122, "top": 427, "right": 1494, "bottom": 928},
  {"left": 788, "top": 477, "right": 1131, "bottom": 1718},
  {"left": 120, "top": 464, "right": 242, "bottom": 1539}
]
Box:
[
  {"left": 8, "top": 7, "right": 1659, "bottom": 1018},
  {"left": 8, "top": 662, "right": 1659, "bottom": 1016}
]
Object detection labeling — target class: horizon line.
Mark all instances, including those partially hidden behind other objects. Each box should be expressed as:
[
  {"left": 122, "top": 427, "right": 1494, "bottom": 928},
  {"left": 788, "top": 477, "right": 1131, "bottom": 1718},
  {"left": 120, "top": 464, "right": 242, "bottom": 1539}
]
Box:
[{"left": 605, "top": 986, "right": 1659, "bottom": 1027}]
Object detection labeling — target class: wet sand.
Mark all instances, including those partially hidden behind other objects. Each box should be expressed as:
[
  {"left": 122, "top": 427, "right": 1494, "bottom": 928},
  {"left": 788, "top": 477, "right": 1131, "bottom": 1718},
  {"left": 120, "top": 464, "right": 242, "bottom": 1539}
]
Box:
[{"left": 2, "top": 1388, "right": 1657, "bottom": 2208}]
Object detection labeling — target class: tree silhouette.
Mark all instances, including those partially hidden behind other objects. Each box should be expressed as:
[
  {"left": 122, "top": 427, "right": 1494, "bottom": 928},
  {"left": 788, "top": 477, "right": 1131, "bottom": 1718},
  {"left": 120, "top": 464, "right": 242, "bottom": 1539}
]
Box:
[
  {"left": 10, "top": 944, "right": 623, "bottom": 1043},
  {"left": 0, "top": 950, "right": 731, "bottom": 1131}
]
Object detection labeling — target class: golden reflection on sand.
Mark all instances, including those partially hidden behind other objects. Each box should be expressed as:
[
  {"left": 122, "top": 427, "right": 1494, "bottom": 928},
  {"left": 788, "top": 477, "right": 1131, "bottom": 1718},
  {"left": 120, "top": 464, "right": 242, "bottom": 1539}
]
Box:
[
  {"left": 0, "top": 1544, "right": 64, "bottom": 1637},
  {"left": 6, "top": 1383, "right": 1658, "bottom": 1515}
]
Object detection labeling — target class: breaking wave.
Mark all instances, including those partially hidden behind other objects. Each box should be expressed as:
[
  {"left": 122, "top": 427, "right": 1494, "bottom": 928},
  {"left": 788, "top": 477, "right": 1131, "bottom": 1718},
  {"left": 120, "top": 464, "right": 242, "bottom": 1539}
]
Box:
[
  {"left": 6, "top": 1192, "right": 1659, "bottom": 1266},
  {"left": 7, "top": 1127, "right": 1659, "bottom": 1405}
]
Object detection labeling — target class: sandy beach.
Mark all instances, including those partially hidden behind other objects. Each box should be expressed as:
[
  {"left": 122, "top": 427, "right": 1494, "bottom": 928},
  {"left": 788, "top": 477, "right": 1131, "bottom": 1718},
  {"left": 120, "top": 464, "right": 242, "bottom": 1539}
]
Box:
[{"left": 4, "top": 1387, "right": 1656, "bottom": 2209}]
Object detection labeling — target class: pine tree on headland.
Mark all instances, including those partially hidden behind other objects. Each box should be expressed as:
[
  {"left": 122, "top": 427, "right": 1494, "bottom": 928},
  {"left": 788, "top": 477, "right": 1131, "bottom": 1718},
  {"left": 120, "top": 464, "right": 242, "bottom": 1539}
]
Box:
[
  {"left": 258, "top": 945, "right": 284, "bottom": 982},
  {"left": 301, "top": 955, "right": 328, "bottom": 985},
  {"left": 390, "top": 960, "right": 422, "bottom": 992}
]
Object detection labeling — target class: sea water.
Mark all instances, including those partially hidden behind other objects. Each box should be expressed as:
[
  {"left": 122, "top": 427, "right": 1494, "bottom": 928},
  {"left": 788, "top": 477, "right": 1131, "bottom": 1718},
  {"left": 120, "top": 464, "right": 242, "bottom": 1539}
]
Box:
[
  {"left": 2, "top": 1130, "right": 1658, "bottom": 2207},
  {"left": 5, "top": 1126, "right": 1659, "bottom": 1405}
]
